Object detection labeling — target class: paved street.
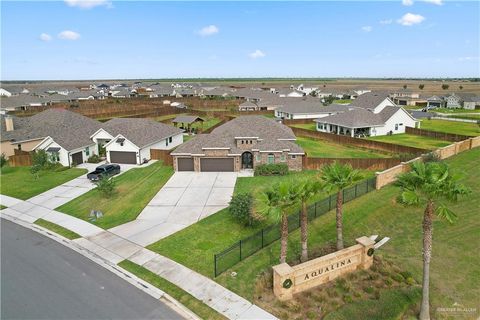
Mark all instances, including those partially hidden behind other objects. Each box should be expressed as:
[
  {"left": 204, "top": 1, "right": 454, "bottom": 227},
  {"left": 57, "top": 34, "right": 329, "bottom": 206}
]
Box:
[{"left": 1, "top": 219, "right": 184, "bottom": 320}]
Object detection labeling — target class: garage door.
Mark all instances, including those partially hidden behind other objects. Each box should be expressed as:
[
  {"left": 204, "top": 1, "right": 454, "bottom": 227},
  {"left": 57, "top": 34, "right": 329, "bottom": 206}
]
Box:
[
  {"left": 177, "top": 158, "right": 194, "bottom": 171},
  {"left": 200, "top": 158, "right": 234, "bottom": 172},
  {"left": 110, "top": 151, "right": 137, "bottom": 164},
  {"left": 71, "top": 151, "right": 83, "bottom": 166}
]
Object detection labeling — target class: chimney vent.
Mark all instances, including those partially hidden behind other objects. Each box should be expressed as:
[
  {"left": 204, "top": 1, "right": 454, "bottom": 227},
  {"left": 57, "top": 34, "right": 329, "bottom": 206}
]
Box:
[{"left": 5, "top": 116, "right": 14, "bottom": 131}]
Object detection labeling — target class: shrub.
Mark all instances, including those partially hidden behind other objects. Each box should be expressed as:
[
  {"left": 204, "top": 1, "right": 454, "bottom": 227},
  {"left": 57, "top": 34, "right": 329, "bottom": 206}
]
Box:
[
  {"left": 95, "top": 175, "right": 116, "bottom": 198},
  {"left": 30, "top": 164, "right": 41, "bottom": 180},
  {"left": 32, "top": 150, "right": 49, "bottom": 169},
  {"left": 87, "top": 154, "right": 102, "bottom": 163},
  {"left": 406, "top": 277, "right": 416, "bottom": 285},
  {"left": 422, "top": 152, "right": 441, "bottom": 163},
  {"left": 0, "top": 153, "right": 7, "bottom": 168},
  {"left": 254, "top": 163, "right": 288, "bottom": 176},
  {"left": 392, "top": 273, "right": 405, "bottom": 282},
  {"left": 229, "top": 193, "right": 258, "bottom": 226}
]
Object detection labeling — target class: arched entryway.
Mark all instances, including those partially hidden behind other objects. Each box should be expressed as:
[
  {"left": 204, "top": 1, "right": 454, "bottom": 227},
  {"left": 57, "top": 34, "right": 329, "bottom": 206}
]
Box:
[{"left": 241, "top": 151, "right": 253, "bottom": 169}]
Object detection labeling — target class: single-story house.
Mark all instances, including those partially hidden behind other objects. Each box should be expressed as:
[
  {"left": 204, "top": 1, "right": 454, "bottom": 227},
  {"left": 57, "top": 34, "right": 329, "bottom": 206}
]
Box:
[
  {"left": 463, "top": 95, "right": 480, "bottom": 110},
  {"left": 238, "top": 101, "right": 260, "bottom": 111},
  {"left": 274, "top": 99, "right": 345, "bottom": 119},
  {"left": 171, "top": 116, "right": 304, "bottom": 172},
  {"left": 91, "top": 118, "right": 184, "bottom": 164},
  {"left": 426, "top": 95, "right": 446, "bottom": 109},
  {"left": 314, "top": 92, "right": 418, "bottom": 137},
  {"left": 31, "top": 109, "right": 102, "bottom": 166}
]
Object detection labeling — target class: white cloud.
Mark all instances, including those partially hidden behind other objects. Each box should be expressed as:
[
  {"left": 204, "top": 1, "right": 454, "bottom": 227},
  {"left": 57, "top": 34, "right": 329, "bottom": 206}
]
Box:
[
  {"left": 58, "top": 30, "right": 81, "bottom": 40},
  {"left": 249, "top": 49, "right": 266, "bottom": 59},
  {"left": 422, "top": 0, "right": 443, "bottom": 5},
  {"left": 64, "top": 0, "right": 112, "bottom": 9},
  {"left": 361, "top": 26, "right": 373, "bottom": 32},
  {"left": 197, "top": 25, "right": 219, "bottom": 37},
  {"left": 380, "top": 19, "right": 393, "bottom": 25},
  {"left": 40, "top": 33, "right": 52, "bottom": 41},
  {"left": 402, "top": 0, "right": 414, "bottom": 6},
  {"left": 397, "top": 13, "right": 425, "bottom": 26}
]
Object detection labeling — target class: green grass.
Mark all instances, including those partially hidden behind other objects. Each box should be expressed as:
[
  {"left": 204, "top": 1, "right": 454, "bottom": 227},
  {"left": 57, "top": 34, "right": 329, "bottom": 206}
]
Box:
[
  {"left": 0, "top": 205, "right": 7, "bottom": 210},
  {"left": 0, "top": 166, "right": 87, "bottom": 200},
  {"left": 333, "top": 99, "right": 352, "bottom": 104},
  {"left": 420, "top": 119, "right": 480, "bottom": 136},
  {"left": 192, "top": 117, "right": 221, "bottom": 131},
  {"left": 444, "top": 114, "right": 480, "bottom": 121},
  {"left": 367, "top": 134, "right": 451, "bottom": 150},
  {"left": 57, "top": 162, "right": 173, "bottom": 229},
  {"left": 291, "top": 123, "right": 317, "bottom": 131},
  {"left": 149, "top": 147, "right": 480, "bottom": 318},
  {"left": 297, "top": 136, "right": 392, "bottom": 158},
  {"left": 118, "top": 260, "right": 225, "bottom": 320},
  {"left": 34, "top": 218, "right": 81, "bottom": 239},
  {"left": 431, "top": 108, "right": 480, "bottom": 114},
  {"left": 155, "top": 113, "right": 187, "bottom": 122},
  {"left": 324, "top": 287, "right": 421, "bottom": 320}
]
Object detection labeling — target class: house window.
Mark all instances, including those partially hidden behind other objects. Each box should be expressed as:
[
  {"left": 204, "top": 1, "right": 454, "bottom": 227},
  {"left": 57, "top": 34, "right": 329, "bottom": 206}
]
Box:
[
  {"left": 169, "top": 137, "right": 173, "bottom": 143},
  {"left": 280, "top": 154, "right": 286, "bottom": 162},
  {"left": 395, "top": 124, "right": 399, "bottom": 130},
  {"left": 18, "top": 144, "right": 22, "bottom": 151},
  {"left": 256, "top": 154, "right": 261, "bottom": 162},
  {"left": 166, "top": 139, "right": 169, "bottom": 146},
  {"left": 51, "top": 152, "right": 60, "bottom": 162},
  {"left": 241, "top": 140, "right": 244, "bottom": 144},
  {"left": 85, "top": 147, "right": 90, "bottom": 156},
  {"left": 291, "top": 155, "right": 297, "bottom": 159},
  {"left": 267, "top": 153, "right": 275, "bottom": 164}
]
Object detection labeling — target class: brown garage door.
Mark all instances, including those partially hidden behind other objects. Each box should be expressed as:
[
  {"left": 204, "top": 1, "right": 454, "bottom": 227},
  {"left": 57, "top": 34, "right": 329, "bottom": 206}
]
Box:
[
  {"left": 110, "top": 151, "right": 137, "bottom": 164},
  {"left": 177, "top": 158, "right": 194, "bottom": 171},
  {"left": 71, "top": 151, "right": 83, "bottom": 166},
  {"left": 200, "top": 158, "right": 234, "bottom": 172}
]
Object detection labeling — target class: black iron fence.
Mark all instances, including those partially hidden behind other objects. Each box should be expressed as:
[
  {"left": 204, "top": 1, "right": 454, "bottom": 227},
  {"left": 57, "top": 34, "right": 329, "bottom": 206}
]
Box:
[{"left": 213, "top": 177, "right": 376, "bottom": 277}]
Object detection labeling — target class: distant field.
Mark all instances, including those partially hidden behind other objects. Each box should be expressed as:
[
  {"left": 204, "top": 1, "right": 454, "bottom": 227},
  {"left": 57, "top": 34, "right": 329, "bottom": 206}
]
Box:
[
  {"left": 420, "top": 119, "right": 480, "bottom": 136},
  {"left": 297, "top": 136, "right": 392, "bottom": 158}
]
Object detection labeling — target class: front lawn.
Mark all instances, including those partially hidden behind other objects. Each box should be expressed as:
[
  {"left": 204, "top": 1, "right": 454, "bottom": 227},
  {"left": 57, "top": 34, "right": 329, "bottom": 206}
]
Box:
[
  {"left": 57, "top": 161, "right": 173, "bottom": 229},
  {"left": 0, "top": 166, "right": 87, "bottom": 200},
  {"left": 148, "top": 147, "right": 479, "bottom": 319},
  {"left": 34, "top": 218, "right": 81, "bottom": 240},
  {"left": 297, "top": 136, "right": 392, "bottom": 158},
  {"left": 367, "top": 134, "right": 451, "bottom": 150},
  {"left": 420, "top": 119, "right": 480, "bottom": 136}
]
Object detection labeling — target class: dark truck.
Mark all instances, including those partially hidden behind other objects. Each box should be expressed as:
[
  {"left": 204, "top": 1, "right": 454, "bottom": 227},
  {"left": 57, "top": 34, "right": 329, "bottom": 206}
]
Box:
[{"left": 87, "top": 164, "right": 121, "bottom": 181}]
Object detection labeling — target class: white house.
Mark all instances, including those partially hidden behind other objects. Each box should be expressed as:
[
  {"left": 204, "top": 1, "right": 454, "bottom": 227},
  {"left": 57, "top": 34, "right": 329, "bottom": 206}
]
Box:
[
  {"left": 34, "top": 136, "right": 97, "bottom": 167},
  {"left": 314, "top": 92, "right": 419, "bottom": 137},
  {"left": 91, "top": 118, "right": 184, "bottom": 164},
  {"left": 0, "top": 88, "right": 12, "bottom": 97}
]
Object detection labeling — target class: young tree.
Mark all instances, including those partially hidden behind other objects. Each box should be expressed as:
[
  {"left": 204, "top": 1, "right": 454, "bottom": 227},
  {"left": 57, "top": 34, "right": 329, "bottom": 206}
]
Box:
[
  {"left": 403, "top": 84, "right": 408, "bottom": 89},
  {"left": 396, "top": 161, "right": 469, "bottom": 320},
  {"left": 459, "top": 85, "right": 463, "bottom": 90},
  {"left": 95, "top": 174, "right": 116, "bottom": 198},
  {"left": 297, "top": 178, "right": 322, "bottom": 262},
  {"left": 0, "top": 153, "right": 7, "bottom": 169},
  {"left": 419, "top": 84, "right": 425, "bottom": 90},
  {"left": 257, "top": 180, "right": 299, "bottom": 263},
  {"left": 441, "top": 84, "right": 449, "bottom": 90},
  {"left": 320, "top": 162, "right": 362, "bottom": 250}
]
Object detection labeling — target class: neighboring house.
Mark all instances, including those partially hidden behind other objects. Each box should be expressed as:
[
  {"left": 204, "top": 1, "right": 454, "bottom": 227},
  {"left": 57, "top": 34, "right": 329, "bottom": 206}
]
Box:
[
  {"left": 238, "top": 101, "right": 260, "bottom": 111},
  {"left": 91, "top": 118, "right": 184, "bottom": 164},
  {"left": 171, "top": 116, "right": 304, "bottom": 172},
  {"left": 0, "top": 88, "right": 12, "bottom": 97},
  {"left": 445, "top": 93, "right": 463, "bottom": 108},
  {"left": 30, "top": 109, "right": 102, "bottom": 166},
  {"left": 426, "top": 95, "right": 446, "bottom": 109},
  {"left": 275, "top": 101, "right": 351, "bottom": 120},
  {"left": 315, "top": 92, "right": 418, "bottom": 137},
  {"left": 0, "top": 115, "right": 44, "bottom": 157},
  {"left": 462, "top": 95, "right": 480, "bottom": 110}
]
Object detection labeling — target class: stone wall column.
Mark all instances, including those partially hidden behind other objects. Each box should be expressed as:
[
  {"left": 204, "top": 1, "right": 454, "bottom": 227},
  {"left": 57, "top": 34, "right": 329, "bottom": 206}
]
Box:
[
  {"left": 272, "top": 263, "right": 295, "bottom": 301},
  {"left": 355, "top": 236, "right": 375, "bottom": 269}
]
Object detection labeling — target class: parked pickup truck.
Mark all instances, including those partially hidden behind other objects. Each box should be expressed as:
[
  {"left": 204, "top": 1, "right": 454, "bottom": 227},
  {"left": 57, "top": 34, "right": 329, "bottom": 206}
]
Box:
[{"left": 87, "top": 164, "right": 121, "bottom": 181}]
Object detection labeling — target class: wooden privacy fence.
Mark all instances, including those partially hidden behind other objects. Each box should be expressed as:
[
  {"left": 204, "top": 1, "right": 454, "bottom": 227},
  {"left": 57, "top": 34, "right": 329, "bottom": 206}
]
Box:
[
  {"left": 290, "top": 127, "right": 428, "bottom": 155},
  {"left": 303, "top": 157, "right": 401, "bottom": 171},
  {"left": 8, "top": 154, "right": 33, "bottom": 167},
  {"left": 406, "top": 126, "right": 473, "bottom": 142},
  {"left": 150, "top": 149, "right": 173, "bottom": 166}
]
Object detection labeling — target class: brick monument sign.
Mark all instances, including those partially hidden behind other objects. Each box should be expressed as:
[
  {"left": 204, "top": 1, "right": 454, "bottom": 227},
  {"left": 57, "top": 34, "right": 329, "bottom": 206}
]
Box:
[{"left": 272, "top": 236, "right": 375, "bottom": 300}]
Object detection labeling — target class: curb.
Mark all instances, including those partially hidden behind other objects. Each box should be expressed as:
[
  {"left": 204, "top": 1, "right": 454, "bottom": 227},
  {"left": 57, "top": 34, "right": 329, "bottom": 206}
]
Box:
[{"left": 1, "top": 213, "right": 200, "bottom": 320}]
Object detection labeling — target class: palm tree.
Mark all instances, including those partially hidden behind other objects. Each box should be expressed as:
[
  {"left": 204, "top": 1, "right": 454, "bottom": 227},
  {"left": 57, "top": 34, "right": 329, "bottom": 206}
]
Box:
[
  {"left": 321, "top": 162, "right": 362, "bottom": 250},
  {"left": 257, "top": 180, "right": 299, "bottom": 264},
  {"left": 396, "top": 161, "right": 469, "bottom": 320},
  {"left": 297, "top": 178, "right": 322, "bottom": 262}
]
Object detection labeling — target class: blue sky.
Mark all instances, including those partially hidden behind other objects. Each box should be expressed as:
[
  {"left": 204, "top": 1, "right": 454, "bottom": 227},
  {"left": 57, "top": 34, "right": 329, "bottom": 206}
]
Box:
[{"left": 1, "top": 1, "right": 479, "bottom": 80}]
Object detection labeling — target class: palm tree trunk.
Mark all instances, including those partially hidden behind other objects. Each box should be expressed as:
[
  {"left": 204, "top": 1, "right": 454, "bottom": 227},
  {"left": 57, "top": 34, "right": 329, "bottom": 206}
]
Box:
[
  {"left": 336, "top": 191, "right": 344, "bottom": 250},
  {"left": 300, "top": 201, "right": 308, "bottom": 262},
  {"left": 280, "top": 212, "right": 289, "bottom": 264},
  {"left": 419, "top": 200, "right": 434, "bottom": 320}
]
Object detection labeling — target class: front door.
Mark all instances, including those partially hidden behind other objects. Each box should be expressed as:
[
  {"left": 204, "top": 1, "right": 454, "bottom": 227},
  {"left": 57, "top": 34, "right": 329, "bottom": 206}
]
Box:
[{"left": 241, "top": 152, "right": 253, "bottom": 169}]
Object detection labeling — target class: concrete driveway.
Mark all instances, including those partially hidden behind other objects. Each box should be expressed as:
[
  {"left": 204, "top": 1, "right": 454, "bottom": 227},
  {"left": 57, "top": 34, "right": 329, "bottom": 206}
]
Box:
[{"left": 109, "top": 172, "right": 238, "bottom": 246}]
